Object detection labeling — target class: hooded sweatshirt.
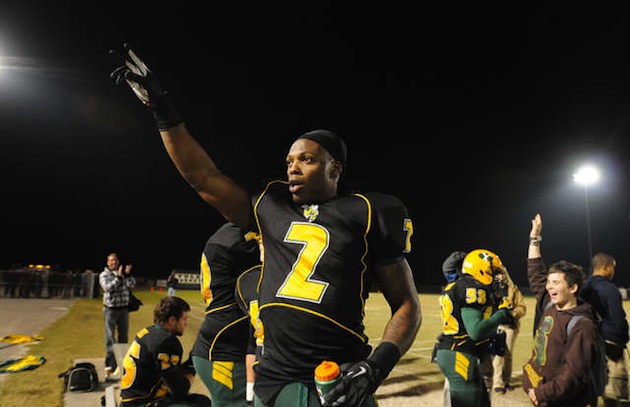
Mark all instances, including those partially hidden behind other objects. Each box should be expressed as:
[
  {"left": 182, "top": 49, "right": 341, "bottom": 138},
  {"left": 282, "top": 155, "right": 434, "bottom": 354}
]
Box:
[{"left": 522, "top": 257, "right": 599, "bottom": 407}]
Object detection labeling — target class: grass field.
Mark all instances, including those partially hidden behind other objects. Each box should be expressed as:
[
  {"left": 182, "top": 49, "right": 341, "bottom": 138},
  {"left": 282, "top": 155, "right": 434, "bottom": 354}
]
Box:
[{"left": 0, "top": 290, "right": 623, "bottom": 406}]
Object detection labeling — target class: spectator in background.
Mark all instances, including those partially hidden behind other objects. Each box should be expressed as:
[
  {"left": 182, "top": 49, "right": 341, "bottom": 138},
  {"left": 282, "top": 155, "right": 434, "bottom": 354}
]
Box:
[
  {"left": 17, "top": 267, "right": 32, "bottom": 298},
  {"left": 72, "top": 268, "right": 83, "bottom": 297},
  {"left": 167, "top": 271, "right": 179, "bottom": 297},
  {"left": 99, "top": 252, "right": 135, "bottom": 376},
  {"left": 120, "top": 296, "right": 211, "bottom": 407},
  {"left": 49, "top": 269, "right": 64, "bottom": 298},
  {"left": 489, "top": 268, "right": 526, "bottom": 395},
  {"left": 62, "top": 269, "right": 73, "bottom": 299},
  {"left": 82, "top": 269, "right": 95, "bottom": 299},
  {"left": 4, "top": 263, "right": 21, "bottom": 298},
  {"left": 580, "top": 253, "right": 629, "bottom": 407},
  {"left": 32, "top": 268, "right": 44, "bottom": 298}
]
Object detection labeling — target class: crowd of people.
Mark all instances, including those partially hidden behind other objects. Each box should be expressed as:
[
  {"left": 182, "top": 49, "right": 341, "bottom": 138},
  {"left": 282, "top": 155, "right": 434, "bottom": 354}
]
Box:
[
  {"left": 0, "top": 265, "right": 97, "bottom": 299},
  {"left": 102, "top": 44, "right": 630, "bottom": 407}
]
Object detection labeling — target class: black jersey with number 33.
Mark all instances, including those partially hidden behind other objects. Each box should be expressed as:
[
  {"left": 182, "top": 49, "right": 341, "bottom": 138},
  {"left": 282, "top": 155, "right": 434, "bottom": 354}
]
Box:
[
  {"left": 251, "top": 180, "right": 413, "bottom": 400},
  {"left": 120, "top": 325, "right": 184, "bottom": 406}
]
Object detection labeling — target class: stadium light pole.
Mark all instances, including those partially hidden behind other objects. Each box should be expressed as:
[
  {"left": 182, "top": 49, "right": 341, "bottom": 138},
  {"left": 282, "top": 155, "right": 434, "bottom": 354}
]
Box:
[{"left": 572, "top": 164, "right": 600, "bottom": 261}]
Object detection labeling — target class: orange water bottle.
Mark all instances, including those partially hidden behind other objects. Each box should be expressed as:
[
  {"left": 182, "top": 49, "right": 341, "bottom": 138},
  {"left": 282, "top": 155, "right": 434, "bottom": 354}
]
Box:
[{"left": 314, "top": 360, "right": 341, "bottom": 400}]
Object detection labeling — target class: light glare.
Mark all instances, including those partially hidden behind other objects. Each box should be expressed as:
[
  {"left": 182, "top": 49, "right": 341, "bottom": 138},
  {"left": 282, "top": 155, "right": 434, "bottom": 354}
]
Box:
[{"left": 573, "top": 165, "right": 600, "bottom": 186}]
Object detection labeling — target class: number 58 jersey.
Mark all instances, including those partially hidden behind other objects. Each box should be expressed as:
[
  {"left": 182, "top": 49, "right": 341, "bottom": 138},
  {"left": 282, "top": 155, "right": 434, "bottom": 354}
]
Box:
[{"left": 437, "top": 275, "right": 495, "bottom": 354}]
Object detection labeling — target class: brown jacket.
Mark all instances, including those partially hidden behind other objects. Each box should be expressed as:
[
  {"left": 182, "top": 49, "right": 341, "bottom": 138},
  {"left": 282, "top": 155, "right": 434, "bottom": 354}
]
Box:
[{"left": 522, "top": 257, "right": 599, "bottom": 407}]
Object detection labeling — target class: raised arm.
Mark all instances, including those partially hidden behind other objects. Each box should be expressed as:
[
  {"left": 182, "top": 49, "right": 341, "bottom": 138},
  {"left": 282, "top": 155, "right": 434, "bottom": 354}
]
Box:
[
  {"left": 109, "top": 44, "right": 251, "bottom": 227},
  {"left": 527, "top": 213, "right": 548, "bottom": 304},
  {"left": 159, "top": 125, "right": 251, "bottom": 227},
  {"left": 529, "top": 213, "right": 542, "bottom": 259}
]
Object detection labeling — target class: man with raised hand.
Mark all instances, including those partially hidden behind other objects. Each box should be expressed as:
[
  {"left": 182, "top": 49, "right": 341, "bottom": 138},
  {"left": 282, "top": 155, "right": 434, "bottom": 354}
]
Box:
[{"left": 109, "top": 44, "right": 421, "bottom": 407}]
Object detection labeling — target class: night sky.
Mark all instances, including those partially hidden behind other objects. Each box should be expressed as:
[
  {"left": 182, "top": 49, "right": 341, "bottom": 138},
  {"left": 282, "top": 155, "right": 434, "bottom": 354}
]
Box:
[{"left": 1, "top": 3, "right": 629, "bottom": 288}]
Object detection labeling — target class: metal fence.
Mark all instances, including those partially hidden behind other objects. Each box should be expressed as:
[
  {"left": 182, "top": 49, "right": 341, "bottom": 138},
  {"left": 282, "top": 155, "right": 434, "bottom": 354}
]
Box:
[{"left": 0, "top": 269, "right": 98, "bottom": 299}]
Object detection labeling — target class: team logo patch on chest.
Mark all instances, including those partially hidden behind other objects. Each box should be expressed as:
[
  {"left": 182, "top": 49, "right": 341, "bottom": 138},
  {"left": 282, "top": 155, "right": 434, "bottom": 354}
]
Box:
[{"left": 301, "top": 204, "right": 319, "bottom": 222}]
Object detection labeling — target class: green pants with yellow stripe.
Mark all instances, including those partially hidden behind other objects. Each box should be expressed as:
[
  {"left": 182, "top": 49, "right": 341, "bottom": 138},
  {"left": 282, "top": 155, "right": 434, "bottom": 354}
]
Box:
[
  {"left": 193, "top": 356, "right": 248, "bottom": 407},
  {"left": 435, "top": 349, "right": 490, "bottom": 407}
]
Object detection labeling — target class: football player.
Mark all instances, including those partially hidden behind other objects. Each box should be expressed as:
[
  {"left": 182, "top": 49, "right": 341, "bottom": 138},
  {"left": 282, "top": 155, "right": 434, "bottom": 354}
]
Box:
[
  {"left": 120, "top": 296, "right": 211, "bottom": 407},
  {"left": 110, "top": 44, "right": 421, "bottom": 407},
  {"left": 435, "top": 249, "right": 513, "bottom": 407},
  {"left": 190, "top": 222, "right": 261, "bottom": 407}
]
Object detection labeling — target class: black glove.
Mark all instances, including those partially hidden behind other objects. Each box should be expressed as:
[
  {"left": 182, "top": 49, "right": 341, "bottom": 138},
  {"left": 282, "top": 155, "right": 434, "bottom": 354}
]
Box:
[
  {"left": 491, "top": 275, "right": 509, "bottom": 300},
  {"left": 495, "top": 305, "right": 516, "bottom": 328},
  {"left": 109, "top": 43, "right": 183, "bottom": 131},
  {"left": 321, "top": 360, "right": 377, "bottom": 406},
  {"left": 487, "top": 330, "right": 507, "bottom": 356},
  {"left": 321, "top": 342, "right": 400, "bottom": 406}
]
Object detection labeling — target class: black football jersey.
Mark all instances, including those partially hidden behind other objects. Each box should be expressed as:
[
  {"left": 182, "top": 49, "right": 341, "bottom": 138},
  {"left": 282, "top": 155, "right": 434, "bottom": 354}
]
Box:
[
  {"left": 191, "top": 222, "right": 260, "bottom": 361},
  {"left": 251, "top": 180, "right": 413, "bottom": 398},
  {"left": 120, "top": 325, "right": 184, "bottom": 405},
  {"left": 437, "top": 275, "right": 496, "bottom": 353}
]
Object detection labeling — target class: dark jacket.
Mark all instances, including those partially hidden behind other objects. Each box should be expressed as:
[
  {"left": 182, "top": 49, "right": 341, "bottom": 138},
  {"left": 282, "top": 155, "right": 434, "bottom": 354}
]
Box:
[
  {"left": 580, "top": 275, "right": 629, "bottom": 348},
  {"left": 166, "top": 275, "right": 178, "bottom": 288},
  {"left": 523, "top": 257, "right": 599, "bottom": 407}
]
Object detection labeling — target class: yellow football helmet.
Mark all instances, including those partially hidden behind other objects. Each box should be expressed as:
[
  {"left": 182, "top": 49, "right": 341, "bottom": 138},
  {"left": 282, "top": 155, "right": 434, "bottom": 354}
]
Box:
[{"left": 462, "top": 249, "right": 504, "bottom": 285}]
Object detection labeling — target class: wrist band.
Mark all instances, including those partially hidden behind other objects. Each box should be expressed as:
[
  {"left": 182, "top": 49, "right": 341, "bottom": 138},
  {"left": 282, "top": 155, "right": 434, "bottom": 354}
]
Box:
[
  {"left": 368, "top": 342, "right": 401, "bottom": 384},
  {"left": 530, "top": 240, "right": 540, "bottom": 246},
  {"left": 153, "top": 93, "right": 184, "bottom": 131},
  {"left": 246, "top": 382, "right": 254, "bottom": 402},
  {"left": 529, "top": 236, "right": 542, "bottom": 242}
]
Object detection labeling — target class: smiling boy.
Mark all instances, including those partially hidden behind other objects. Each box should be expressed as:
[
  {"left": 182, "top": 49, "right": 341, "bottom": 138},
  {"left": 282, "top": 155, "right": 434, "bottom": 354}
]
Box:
[{"left": 522, "top": 213, "right": 601, "bottom": 407}]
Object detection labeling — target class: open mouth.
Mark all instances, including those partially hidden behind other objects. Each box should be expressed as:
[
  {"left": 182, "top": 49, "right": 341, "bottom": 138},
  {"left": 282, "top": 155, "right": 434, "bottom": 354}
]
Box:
[{"left": 289, "top": 181, "right": 303, "bottom": 194}]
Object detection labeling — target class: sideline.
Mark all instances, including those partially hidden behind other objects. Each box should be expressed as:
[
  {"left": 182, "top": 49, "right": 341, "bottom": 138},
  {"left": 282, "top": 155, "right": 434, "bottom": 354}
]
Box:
[
  {"left": 0, "top": 298, "right": 535, "bottom": 406},
  {"left": 0, "top": 298, "right": 76, "bottom": 386}
]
